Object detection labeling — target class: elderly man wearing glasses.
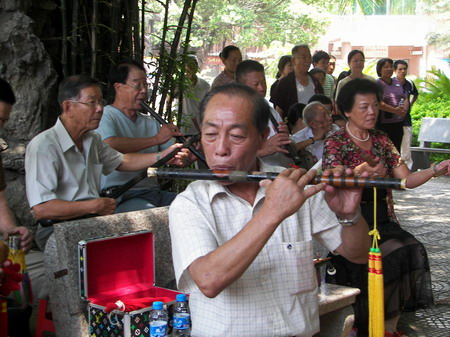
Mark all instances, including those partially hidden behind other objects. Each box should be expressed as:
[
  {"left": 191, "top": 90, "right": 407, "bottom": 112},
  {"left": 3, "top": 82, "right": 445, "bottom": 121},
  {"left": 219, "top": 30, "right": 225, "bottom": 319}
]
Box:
[
  {"left": 25, "top": 74, "right": 191, "bottom": 250},
  {"left": 95, "top": 60, "right": 192, "bottom": 213}
]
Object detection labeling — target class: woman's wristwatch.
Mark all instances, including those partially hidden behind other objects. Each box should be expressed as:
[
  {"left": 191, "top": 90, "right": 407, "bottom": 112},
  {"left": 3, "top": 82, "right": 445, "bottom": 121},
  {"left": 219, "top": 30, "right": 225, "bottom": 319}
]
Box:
[
  {"left": 309, "top": 137, "right": 315, "bottom": 144},
  {"left": 336, "top": 210, "right": 361, "bottom": 227}
]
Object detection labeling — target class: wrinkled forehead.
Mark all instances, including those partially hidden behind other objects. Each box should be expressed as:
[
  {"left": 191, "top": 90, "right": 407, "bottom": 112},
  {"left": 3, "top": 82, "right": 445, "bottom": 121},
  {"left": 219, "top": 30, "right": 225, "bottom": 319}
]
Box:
[{"left": 203, "top": 93, "right": 254, "bottom": 125}]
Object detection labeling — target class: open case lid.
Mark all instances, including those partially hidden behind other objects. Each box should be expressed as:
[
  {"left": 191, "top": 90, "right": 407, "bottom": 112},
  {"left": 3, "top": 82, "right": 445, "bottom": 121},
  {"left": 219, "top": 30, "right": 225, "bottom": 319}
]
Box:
[{"left": 79, "top": 230, "right": 165, "bottom": 304}]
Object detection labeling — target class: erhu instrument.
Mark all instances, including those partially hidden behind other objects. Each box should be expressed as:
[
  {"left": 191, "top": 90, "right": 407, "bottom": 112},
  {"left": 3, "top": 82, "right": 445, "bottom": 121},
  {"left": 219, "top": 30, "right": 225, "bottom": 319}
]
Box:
[{"left": 140, "top": 101, "right": 207, "bottom": 165}]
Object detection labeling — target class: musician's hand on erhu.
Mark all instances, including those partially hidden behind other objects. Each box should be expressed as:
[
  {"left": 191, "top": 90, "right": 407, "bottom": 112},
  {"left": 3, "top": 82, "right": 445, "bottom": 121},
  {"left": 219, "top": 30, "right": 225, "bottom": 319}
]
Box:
[
  {"left": 168, "top": 147, "right": 196, "bottom": 167},
  {"left": 322, "top": 166, "right": 364, "bottom": 218},
  {"left": 258, "top": 133, "right": 291, "bottom": 157},
  {"left": 277, "top": 121, "right": 289, "bottom": 134},
  {"left": 156, "top": 124, "right": 183, "bottom": 144},
  {"left": 91, "top": 198, "right": 116, "bottom": 215}
]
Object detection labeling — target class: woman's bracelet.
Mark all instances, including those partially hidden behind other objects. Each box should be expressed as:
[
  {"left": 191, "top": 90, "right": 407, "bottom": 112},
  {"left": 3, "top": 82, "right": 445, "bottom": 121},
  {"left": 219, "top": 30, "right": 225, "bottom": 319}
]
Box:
[
  {"left": 432, "top": 162, "right": 442, "bottom": 177},
  {"left": 433, "top": 163, "right": 439, "bottom": 173}
]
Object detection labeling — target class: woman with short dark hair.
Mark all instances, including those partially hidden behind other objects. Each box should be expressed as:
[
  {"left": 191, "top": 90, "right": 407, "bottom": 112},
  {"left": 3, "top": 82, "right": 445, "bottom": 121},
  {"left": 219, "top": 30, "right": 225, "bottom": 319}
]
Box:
[{"left": 324, "top": 78, "right": 449, "bottom": 337}]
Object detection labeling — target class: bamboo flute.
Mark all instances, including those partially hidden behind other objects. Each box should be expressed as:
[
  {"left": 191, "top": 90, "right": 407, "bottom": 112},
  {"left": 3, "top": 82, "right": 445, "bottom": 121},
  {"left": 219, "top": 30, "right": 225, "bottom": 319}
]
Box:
[{"left": 147, "top": 168, "right": 407, "bottom": 190}]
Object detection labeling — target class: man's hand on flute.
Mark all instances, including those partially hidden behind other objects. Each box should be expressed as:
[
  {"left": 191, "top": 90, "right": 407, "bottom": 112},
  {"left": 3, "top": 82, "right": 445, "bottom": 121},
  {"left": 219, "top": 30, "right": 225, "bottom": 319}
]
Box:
[
  {"left": 259, "top": 168, "right": 325, "bottom": 223},
  {"left": 321, "top": 165, "right": 364, "bottom": 219}
]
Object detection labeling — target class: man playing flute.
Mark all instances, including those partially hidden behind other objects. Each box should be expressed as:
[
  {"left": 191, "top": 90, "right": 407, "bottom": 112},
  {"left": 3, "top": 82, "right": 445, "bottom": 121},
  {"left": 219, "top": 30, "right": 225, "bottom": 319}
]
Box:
[
  {"left": 169, "top": 83, "right": 371, "bottom": 337},
  {"left": 96, "top": 60, "right": 190, "bottom": 213}
]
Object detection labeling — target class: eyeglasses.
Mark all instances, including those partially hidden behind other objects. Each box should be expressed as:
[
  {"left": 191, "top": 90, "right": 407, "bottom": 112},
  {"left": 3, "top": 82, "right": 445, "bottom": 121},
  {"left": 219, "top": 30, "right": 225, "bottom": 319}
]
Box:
[
  {"left": 69, "top": 99, "right": 107, "bottom": 108},
  {"left": 125, "top": 82, "right": 148, "bottom": 91}
]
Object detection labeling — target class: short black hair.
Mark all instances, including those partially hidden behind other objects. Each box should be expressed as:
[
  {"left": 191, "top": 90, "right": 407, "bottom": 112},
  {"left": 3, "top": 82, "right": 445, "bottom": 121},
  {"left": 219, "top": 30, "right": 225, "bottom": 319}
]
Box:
[
  {"left": 292, "top": 44, "right": 310, "bottom": 55},
  {"left": 312, "top": 50, "right": 330, "bottom": 64},
  {"left": 276, "top": 55, "right": 292, "bottom": 79},
  {"left": 332, "top": 114, "right": 346, "bottom": 123},
  {"left": 309, "top": 67, "right": 326, "bottom": 77},
  {"left": 58, "top": 75, "right": 101, "bottom": 107},
  {"left": 287, "top": 103, "right": 306, "bottom": 133},
  {"left": 109, "top": 60, "right": 146, "bottom": 85},
  {"left": 199, "top": 83, "right": 270, "bottom": 134},
  {"left": 308, "top": 94, "right": 332, "bottom": 105},
  {"left": 347, "top": 50, "right": 365, "bottom": 64},
  {"left": 336, "top": 78, "right": 382, "bottom": 114},
  {"left": 219, "top": 45, "right": 241, "bottom": 59},
  {"left": 236, "top": 60, "right": 265, "bottom": 83},
  {"left": 0, "top": 78, "right": 16, "bottom": 105},
  {"left": 376, "top": 58, "right": 393, "bottom": 77},
  {"left": 393, "top": 59, "right": 408, "bottom": 70}
]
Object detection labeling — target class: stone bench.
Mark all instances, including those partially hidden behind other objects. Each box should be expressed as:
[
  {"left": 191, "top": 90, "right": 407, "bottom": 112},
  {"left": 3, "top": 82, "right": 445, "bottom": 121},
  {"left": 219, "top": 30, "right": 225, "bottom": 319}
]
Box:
[
  {"left": 411, "top": 117, "right": 450, "bottom": 171},
  {"left": 44, "top": 207, "right": 359, "bottom": 337}
]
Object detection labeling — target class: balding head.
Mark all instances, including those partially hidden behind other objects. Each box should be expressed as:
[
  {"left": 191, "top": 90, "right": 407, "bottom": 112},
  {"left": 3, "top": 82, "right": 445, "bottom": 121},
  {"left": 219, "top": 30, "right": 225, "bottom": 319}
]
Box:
[{"left": 303, "top": 101, "right": 332, "bottom": 132}]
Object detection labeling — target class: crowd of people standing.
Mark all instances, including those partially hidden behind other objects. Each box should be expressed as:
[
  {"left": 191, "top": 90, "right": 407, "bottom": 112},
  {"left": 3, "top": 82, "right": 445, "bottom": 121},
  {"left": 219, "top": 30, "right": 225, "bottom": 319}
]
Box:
[{"left": 1, "top": 42, "right": 449, "bottom": 337}]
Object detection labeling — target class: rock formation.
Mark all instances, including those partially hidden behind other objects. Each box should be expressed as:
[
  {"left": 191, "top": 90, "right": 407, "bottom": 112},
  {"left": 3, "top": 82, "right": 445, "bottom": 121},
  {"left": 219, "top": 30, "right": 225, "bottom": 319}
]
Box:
[{"left": 0, "top": 2, "right": 57, "bottom": 229}]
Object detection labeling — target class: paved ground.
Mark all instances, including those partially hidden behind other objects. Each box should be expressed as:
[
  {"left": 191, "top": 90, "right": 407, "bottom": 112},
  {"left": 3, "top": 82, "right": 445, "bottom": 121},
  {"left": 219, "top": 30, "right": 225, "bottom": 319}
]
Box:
[
  {"left": 394, "top": 175, "right": 450, "bottom": 336},
  {"left": 29, "top": 175, "right": 450, "bottom": 336}
]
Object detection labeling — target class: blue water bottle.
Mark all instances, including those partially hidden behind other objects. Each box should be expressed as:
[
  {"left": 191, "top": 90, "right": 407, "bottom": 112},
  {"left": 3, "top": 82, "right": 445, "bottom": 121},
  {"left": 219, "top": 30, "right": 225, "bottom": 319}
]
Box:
[
  {"left": 150, "top": 301, "right": 168, "bottom": 337},
  {"left": 172, "top": 294, "right": 190, "bottom": 336}
]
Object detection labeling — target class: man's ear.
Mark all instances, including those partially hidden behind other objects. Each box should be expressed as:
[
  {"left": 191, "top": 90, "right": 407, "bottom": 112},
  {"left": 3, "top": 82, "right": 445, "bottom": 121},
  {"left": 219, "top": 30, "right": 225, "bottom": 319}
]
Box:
[
  {"left": 62, "top": 100, "right": 73, "bottom": 117},
  {"left": 113, "top": 82, "right": 121, "bottom": 92}
]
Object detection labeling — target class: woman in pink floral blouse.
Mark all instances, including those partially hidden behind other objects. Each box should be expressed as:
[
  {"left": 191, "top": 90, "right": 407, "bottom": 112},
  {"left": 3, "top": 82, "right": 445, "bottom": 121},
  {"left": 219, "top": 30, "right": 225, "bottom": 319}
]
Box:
[{"left": 322, "top": 78, "right": 450, "bottom": 337}]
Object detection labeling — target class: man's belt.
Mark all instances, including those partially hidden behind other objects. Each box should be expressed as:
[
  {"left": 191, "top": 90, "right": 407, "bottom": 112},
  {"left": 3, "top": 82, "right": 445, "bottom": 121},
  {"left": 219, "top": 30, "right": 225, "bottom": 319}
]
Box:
[{"left": 37, "top": 214, "right": 94, "bottom": 227}]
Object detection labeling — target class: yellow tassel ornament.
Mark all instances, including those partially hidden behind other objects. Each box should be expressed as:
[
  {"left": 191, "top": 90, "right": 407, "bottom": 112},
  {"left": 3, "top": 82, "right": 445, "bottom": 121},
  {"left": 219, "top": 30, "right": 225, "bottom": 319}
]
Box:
[{"left": 368, "top": 187, "right": 384, "bottom": 337}]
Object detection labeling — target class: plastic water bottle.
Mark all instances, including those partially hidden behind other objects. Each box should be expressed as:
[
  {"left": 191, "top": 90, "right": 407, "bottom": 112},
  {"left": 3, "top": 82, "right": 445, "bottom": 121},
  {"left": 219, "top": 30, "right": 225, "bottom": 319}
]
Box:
[
  {"left": 150, "top": 301, "right": 168, "bottom": 337},
  {"left": 172, "top": 294, "right": 190, "bottom": 336}
]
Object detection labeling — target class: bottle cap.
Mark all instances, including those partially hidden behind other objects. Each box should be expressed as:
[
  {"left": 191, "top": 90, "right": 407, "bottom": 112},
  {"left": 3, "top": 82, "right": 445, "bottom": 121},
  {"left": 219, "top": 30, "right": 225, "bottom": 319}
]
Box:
[
  {"left": 8, "top": 235, "right": 21, "bottom": 250},
  {"left": 176, "top": 294, "right": 187, "bottom": 302},
  {"left": 152, "top": 301, "right": 163, "bottom": 310}
]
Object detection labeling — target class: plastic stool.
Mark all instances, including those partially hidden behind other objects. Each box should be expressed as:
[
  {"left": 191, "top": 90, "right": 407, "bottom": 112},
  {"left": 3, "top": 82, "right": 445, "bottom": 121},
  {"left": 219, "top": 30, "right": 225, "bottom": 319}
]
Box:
[{"left": 35, "top": 299, "right": 55, "bottom": 337}]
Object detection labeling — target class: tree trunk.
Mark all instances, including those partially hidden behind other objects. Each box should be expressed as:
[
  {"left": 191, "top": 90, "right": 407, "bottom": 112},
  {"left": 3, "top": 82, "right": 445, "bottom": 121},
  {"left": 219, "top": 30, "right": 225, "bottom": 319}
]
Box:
[
  {"left": 90, "top": 0, "right": 98, "bottom": 77},
  {"left": 71, "top": 0, "right": 79, "bottom": 74},
  {"left": 61, "top": 0, "right": 68, "bottom": 77}
]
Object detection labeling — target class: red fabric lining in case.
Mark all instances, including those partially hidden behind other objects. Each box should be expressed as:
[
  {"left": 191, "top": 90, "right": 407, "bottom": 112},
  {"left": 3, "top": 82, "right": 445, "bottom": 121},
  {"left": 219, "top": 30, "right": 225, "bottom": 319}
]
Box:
[{"left": 84, "top": 232, "right": 177, "bottom": 306}]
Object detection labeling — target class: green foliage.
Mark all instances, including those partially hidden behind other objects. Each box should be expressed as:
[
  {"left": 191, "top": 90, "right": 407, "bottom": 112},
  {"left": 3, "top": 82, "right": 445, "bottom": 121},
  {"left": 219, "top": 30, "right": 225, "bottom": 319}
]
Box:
[
  {"left": 150, "top": 0, "right": 330, "bottom": 50},
  {"left": 423, "top": 0, "right": 450, "bottom": 56},
  {"left": 410, "top": 69, "right": 450, "bottom": 162},
  {"left": 417, "top": 67, "right": 450, "bottom": 100}
]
